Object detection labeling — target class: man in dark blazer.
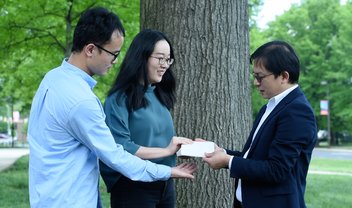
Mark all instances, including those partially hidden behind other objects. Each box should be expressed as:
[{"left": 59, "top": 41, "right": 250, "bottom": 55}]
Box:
[{"left": 203, "top": 41, "right": 317, "bottom": 208}]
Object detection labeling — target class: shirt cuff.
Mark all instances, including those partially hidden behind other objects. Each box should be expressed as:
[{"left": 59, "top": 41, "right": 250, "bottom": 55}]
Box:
[
  {"left": 228, "top": 156, "right": 234, "bottom": 169},
  {"left": 153, "top": 163, "right": 172, "bottom": 181}
]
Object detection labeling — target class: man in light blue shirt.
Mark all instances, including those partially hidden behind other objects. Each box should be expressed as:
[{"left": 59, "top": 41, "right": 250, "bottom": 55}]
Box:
[{"left": 27, "top": 7, "right": 197, "bottom": 208}]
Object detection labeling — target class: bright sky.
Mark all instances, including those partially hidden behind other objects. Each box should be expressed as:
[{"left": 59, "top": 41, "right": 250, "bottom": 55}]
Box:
[
  {"left": 256, "top": 0, "right": 348, "bottom": 29},
  {"left": 256, "top": 0, "right": 301, "bottom": 29}
]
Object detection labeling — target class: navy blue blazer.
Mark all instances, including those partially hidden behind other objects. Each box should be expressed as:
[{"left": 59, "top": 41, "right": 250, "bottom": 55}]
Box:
[{"left": 227, "top": 87, "right": 317, "bottom": 208}]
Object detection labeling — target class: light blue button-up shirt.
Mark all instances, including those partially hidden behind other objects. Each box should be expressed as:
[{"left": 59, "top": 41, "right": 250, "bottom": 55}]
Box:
[{"left": 28, "top": 60, "right": 171, "bottom": 208}]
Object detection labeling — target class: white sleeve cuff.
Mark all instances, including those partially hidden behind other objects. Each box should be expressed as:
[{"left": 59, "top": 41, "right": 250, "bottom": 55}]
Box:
[{"left": 228, "top": 156, "right": 234, "bottom": 169}]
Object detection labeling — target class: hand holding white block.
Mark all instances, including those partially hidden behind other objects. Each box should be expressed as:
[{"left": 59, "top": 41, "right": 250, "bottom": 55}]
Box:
[{"left": 176, "top": 141, "right": 215, "bottom": 157}]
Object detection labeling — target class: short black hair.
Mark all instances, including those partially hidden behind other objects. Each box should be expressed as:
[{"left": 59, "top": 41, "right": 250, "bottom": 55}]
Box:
[
  {"left": 71, "top": 7, "right": 125, "bottom": 52},
  {"left": 250, "top": 40, "right": 300, "bottom": 83}
]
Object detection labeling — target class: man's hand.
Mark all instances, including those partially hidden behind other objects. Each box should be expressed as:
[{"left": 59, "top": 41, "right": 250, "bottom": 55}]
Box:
[
  {"left": 203, "top": 150, "right": 231, "bottom": 169},
  {"left": 171, "top": 162, "right": 198, "bottom": 179}
]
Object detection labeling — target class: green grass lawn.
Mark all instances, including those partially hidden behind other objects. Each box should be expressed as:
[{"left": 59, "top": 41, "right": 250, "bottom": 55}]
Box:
[
  {"left": 1, "top": 155, "right": 351, "bottom": 207},
  {"left": 306, "top": 158, "right": 352, "bottom": 208},
  {"left": 0, "top": 156, "right": 110, "bottom": 208},
  {"left": 0, "top": 156, "right": 29, "bottom": 208},
  {"left": 306, "top": 174, "right": 352, "bottom": 208},
  {"left": 309, "top": 158, "right": 352, "bottom": 173}
]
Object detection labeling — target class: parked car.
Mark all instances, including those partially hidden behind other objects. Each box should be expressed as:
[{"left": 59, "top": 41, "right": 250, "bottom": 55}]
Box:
[
  {"left": 335, "top": 131, "right": 352, "bottom": 143},
  {"left": 0, "top": 133, "right": 12, "bottom": 145},
  {"left": 0, "top": 133, "right": 10, "bottom": 139},
  {"left": 317, "top": 130, "right": 328, "bottom": 141}
]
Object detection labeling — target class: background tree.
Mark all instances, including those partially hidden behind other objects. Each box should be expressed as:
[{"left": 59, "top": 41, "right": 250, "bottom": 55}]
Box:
[
  {"left": 0, "top": 0, "right": 139, "bottom": 117},
  {"left": 141, "top": 0, "right": 251, "bottom": 207},
  {"left": 248, "top": 0, "right": 268, "bottom": 117},
  {"left": 256, "top": 0, "right": 352, "bottom": 142}
]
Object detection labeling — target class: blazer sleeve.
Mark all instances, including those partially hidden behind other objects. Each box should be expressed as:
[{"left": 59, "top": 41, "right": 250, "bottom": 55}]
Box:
[{"left": 226, "top": 149, "right": 242, "bottom": 157}]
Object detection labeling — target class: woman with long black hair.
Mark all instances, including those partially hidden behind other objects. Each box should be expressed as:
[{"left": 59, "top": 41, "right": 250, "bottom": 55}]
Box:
[{"left": 100, "top": 29, "right": 193, "bottom": 208}]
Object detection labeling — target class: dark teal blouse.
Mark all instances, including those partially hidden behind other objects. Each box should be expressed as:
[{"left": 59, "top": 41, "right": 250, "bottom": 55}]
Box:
[{"left": 99, "top": 86, "right": 176, "bottom": 191}]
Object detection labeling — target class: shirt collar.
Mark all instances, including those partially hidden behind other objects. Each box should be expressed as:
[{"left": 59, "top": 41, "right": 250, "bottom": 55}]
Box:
[
  {"left": 62, "top": 59, "right": 97, "bottom": 89},
  {"left": 267, "top": 84, "right": 299, "bottom": 109}
]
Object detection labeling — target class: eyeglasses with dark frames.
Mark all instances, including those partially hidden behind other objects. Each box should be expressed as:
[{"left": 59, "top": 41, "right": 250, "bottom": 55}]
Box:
[
  {"left": 252, "top": 73, "right": 273, "bottom": 83},
  {"left": 94, "top": 44, "right": 120, "bottom": 62},
  {"left": 150, "top": 56, "right": 174, "bottom": 65}
]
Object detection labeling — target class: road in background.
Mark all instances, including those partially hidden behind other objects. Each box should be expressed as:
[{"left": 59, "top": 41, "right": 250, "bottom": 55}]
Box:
[{"left": 312, "top": 147, "right": 352, "bottom": 160}]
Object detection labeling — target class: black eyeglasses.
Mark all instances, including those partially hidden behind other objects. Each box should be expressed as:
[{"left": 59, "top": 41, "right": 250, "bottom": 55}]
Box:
[
  {"left": 94, "top": 44, "right": 120, "bottom": 62},
  {"left": 252, "top": 73, "right": 273, "bottom": 83},
  {"left": 150, "top": 56, "right": 174, "bottom": 65}
]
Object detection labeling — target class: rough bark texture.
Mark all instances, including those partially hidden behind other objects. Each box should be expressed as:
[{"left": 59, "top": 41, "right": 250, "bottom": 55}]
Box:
[{"left": 141, "top": 1, "right": 251, "bottom": 207}]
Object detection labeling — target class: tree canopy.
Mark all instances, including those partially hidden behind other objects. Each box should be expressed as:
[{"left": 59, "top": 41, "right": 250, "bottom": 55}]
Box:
[
  {"left": 1, "top": 0, "right": 351, "bottom": 137},
  {"left": 0, "top": 0, "right": 139, "bottom": 116},
  {"left": 251, "top": 0, "right": 352, "bottom": 136}
]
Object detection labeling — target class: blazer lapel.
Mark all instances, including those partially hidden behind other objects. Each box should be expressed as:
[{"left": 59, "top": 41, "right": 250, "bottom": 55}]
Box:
[
  {"left": 241, "top": 105, "right": 266, "bottom": 155},
  {"left": 247, "top": 87, "right": 303, "bottom": 156}
]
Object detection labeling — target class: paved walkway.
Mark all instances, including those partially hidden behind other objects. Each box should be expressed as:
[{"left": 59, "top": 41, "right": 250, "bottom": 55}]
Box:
[
  {"left": 313, "top": 147, "right": 352, "bottom": 160},
  {"left": 308, "top": 170, "right": 352, "bottom": 177},
  {"left": 0, "top": 148, "right": 29, "bottom": 172}
]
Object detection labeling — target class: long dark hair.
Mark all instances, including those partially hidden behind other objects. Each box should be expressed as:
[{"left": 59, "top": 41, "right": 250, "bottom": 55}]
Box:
[{"left": 108, "top": 29, "right": 176, "bottom": 111}]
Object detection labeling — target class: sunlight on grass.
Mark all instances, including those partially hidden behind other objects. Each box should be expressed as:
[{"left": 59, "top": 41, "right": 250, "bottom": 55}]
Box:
[
  {"left": 306, "top": 174, "right": 352, "bottom": 208},
  {"left": 309, "top": 158, "right": 352, "bottom": 173}
]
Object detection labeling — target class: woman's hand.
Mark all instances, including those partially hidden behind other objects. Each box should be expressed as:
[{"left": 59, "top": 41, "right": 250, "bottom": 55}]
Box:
[
  {"left": 194, "top": 138, "right": 223, "bottom": 151},
  {"left": 166, "top": 136, "right": 193, "bottom": 155}
]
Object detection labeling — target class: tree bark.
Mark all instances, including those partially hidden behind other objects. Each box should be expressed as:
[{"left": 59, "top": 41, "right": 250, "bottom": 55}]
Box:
[{"left": 141, "top": 1, "right": 251, "bottom": 207}]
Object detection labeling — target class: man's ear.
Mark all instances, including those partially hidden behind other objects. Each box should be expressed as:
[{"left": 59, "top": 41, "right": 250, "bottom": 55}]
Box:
[
  {"left": 84, "top": 44, "right": 95, "bottom": 58},
  {"left": 281, "top": 71, "right": 290, "bottom": 83}
]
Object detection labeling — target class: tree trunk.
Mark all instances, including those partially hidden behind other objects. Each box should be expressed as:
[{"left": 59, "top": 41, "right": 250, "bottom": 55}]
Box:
[{"left": 141, "top": 1, "right": 251, "bottom": 207}]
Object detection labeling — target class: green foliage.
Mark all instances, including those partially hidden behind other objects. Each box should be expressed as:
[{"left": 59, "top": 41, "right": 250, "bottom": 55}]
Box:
[
  {"left": 3, "top": 0, "right": 352, "bottom": 136},
  {"left": 94, "top": 0, "right": 140, "bottom": 102},
  {"left": 0, "top": 0, "right": 140, "bottom": 115},
  {"left": 248, "top": 0, "right": 264, "bottom": 28},
  {"left": 250, "top": 0, "right": 352, "bottom": 134},
  {"left": 249, "top": 26, "right": 268, "bottom": 116},
  {"left": 0, "top": 121, "right": 8, "bottom": 133}
]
